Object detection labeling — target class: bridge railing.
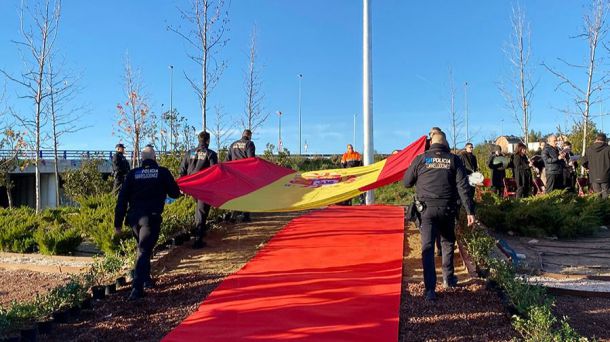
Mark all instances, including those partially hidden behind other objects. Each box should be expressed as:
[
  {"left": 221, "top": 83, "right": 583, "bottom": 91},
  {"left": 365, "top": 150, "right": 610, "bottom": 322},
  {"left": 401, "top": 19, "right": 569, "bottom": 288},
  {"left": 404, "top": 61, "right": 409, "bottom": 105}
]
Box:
[{"left": 0, "top": 150, "right": 340, "bottom": 160}]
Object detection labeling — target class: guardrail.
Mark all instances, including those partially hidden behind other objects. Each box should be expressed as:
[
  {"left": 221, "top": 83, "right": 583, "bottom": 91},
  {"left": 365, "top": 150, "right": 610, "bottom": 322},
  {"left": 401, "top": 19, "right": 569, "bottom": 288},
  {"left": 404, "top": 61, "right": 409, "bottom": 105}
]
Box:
[{"left": 0, "top": 150, "right": 341, "bottom": 160}]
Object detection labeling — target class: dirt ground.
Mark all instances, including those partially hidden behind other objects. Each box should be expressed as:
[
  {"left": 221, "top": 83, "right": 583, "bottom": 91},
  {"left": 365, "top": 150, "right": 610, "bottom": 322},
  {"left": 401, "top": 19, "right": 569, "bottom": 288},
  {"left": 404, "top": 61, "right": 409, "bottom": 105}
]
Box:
[
  {"left": 399, "top": 223, "right": 517, "bottom": 342},
  {"left": 0, "top": 270, "right": 69, "bottom": 307},
  {"left": 554, "top": 294, "right": 610, "bottom": 341}
]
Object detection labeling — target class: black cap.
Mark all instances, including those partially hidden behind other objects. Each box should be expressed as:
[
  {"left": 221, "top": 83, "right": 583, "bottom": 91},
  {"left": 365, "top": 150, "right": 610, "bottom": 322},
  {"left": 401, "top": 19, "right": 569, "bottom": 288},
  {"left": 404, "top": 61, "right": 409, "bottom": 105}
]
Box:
[{"left": 116, "top": 143, "right": 125, "bottom": 149}]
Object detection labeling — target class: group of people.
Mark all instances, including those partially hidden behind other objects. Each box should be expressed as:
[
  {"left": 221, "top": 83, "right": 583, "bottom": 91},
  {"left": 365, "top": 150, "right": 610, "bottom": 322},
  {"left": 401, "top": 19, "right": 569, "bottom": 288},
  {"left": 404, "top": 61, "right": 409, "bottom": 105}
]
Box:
[
  {"left": 484, "top": 133, "right": 610, "bottom": 199},
  {"left": 111, "top": 129, "right": 256, "bottom": 300}
]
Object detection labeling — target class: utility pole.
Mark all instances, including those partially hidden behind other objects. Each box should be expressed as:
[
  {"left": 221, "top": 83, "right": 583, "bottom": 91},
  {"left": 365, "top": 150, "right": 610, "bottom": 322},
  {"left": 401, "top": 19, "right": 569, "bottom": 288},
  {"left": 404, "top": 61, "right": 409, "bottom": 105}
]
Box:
[
  {"left": 363, "top": 0, "right": 375, "bottom": 204},
  {"left": 353, "top": 113, "right": 357, "bottom": 148},
  {"left": 298, "top": 74, "right": 303, "bottom": 155},
  {"left": 277, "top": 111, "right": 283, "bottom": 153},
  {"left": 464, "top": 81, "right": 469, "bottom": 143},
  {"left": 169, "top": 65, "right": 174, "bottom": 150}
]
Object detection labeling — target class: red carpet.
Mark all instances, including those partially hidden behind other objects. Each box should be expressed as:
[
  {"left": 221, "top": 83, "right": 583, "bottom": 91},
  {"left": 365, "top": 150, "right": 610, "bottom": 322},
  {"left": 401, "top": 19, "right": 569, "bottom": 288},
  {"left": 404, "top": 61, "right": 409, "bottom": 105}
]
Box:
[{"left": 163, "top": 205, "right": 405, "bottom": 341}]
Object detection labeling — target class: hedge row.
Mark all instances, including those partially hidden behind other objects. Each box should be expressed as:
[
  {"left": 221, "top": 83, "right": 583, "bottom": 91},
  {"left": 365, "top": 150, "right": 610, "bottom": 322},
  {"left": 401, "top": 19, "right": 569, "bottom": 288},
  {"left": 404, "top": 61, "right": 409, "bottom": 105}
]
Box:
[
  {"left": 0, "top": 194, "right": 214, "bottom": 255},
  {"left": 476, "top": 191, "right": 608, "bottom": 238}
]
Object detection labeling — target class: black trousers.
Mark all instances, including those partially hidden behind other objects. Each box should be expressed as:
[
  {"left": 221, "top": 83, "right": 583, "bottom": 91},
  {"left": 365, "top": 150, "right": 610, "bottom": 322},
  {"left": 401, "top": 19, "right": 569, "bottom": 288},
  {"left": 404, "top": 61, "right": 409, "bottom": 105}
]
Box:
[
  {"left": 195, "top": 200, "right": 211, "bottom": 241},
  {"left": 113, "top": 176, "right": 125, "bottom": 194},
  {"left": 591, "top": 182, "right": 609, "bottom": 199},
  {"left": 515, "top": 172, "right": 532, "bottom": 198},
  {"left": 131, "top": 214, "right": 161, "bottom": 291},
  {"left": 420, "top": 206, "right": 457, "bottom": 291},
  {"left": 545, "top": 173, "right": 563, "bottom": 193}
]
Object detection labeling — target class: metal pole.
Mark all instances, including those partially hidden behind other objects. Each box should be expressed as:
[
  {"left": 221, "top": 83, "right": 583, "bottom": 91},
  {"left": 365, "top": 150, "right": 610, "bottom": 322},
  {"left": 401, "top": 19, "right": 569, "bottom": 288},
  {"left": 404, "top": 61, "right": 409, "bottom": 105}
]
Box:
[
  {"left": 353, "top": 113, "right": 356, "bottom": 148},
  {"left": 464, "top": 81, "right": 469, "bottom": 143},
  {"left": 277, "top": 111, "right": 282, "bottom": 153},
  {"left": 298, "top": 74, "right": 303, "bottom": 155},
  {"left": 169, "top": 65, "right": 174, "bottom": 151},
  {"left": 363, "top": 0, "right": 374, "bottom": 204}
]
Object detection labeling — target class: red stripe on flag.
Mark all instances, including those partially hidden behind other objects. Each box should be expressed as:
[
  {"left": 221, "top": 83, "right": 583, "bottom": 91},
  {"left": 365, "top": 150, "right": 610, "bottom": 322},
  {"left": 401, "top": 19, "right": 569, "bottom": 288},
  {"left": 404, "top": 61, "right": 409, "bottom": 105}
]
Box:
[
  {"left": 359, "top": 135, "right": 426, "bottom": 191},
  {"left": 177, "top": 157, "right": 295, "bottom": 207}
]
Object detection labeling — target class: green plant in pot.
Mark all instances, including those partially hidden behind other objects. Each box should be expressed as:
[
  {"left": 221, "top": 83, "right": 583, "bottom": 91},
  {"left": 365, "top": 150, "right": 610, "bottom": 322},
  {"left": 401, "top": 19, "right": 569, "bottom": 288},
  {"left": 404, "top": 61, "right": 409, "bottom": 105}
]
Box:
[
  {"left": 88, "top": 256, "right": 108, "bottom": 300},
  {"left": 101, "top": 253, "right": 123, "bottom": 294}
]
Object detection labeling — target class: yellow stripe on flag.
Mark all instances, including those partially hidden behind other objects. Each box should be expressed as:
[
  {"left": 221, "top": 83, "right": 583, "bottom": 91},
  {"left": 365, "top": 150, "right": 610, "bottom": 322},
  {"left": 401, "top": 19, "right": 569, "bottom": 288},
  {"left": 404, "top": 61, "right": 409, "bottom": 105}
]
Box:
[{"left": 221, "top": 159, "right": 388, "bottom": 212}]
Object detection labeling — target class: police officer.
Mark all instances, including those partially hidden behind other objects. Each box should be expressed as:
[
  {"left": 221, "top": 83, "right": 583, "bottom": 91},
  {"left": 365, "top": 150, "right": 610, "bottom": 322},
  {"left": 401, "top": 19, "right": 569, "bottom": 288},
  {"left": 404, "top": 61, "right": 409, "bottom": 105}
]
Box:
[
  {"left": 180, "top": 131, "right": 218, "bottom": 248},
  {"left": 114, "top": 145, "right": 180, "bottom": 300},
  {"left": 112, "top": 143, "right": 130, "bottom": 193},
  {"left": 226, "top": 129, "right": 256, "bottom": 161},
  {"left": 403, "top": 132, "right": 475, "bottom": 301},
  {"left": 225, "top": 129, "right": 255, "bottom": 222}
]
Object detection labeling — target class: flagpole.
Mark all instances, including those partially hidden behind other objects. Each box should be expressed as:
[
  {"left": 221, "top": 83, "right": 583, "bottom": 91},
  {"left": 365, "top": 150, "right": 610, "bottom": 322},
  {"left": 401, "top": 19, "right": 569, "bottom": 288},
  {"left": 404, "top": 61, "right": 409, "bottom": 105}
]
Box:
[{"left": 363, "top": 0, "right": 374, "bottom": 204}]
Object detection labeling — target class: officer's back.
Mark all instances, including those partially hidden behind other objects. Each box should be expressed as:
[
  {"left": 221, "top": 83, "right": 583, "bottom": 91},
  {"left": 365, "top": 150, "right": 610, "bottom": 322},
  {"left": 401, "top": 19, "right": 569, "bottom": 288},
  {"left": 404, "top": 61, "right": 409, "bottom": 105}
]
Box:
[
  {"left": 405, "top": 142, "right": 473, "bottom": 208},
  {"left": 226, "top": 129, "right": 255, "bottom": 161},
  {"left": 115, "top": 150, "right": 180, "bottom": 225},
  {"left": 179, "top": 137, "right": 219, "bottom": 177}
]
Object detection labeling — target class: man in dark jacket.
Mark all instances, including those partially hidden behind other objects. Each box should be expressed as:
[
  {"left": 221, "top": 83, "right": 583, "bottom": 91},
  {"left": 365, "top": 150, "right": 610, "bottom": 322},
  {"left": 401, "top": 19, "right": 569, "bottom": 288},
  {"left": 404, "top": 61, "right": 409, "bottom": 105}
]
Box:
[
  {"left": 541, "top": 135, "right": 565, "bottom": 193},
  {"left": 114, "top": 146, "right": 181, "bottom": 300},
  {"left": 487, "top": 145, "right": 507, "bottom": 196},
  {"left": 460, "top": 142, "right": 478, "bottom": 197},
  {"left": 112, "top": 143, "right": 130, "bottom": 193},
  {"left": 403, "top": 133, "right": 475, "bottom": 301},
  {"left": 226, "top": 129, "right": 255, "bottom": 161},
  {"left": 180, "top": 131, "right": 219, "bottom": 248},
  {"left": 225, "top": 129, "right": 255, "bottom": 222},
  {"left": 583, "top": 133, "right": 610, "bottom": 198},
  {"left": 510, "top": 143, "right": 532, "bottom": 198}
]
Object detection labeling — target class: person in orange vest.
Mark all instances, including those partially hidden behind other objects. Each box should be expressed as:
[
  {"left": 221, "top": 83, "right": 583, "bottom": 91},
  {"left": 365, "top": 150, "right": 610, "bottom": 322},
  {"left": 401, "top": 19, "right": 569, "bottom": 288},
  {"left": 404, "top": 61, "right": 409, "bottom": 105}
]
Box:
[
  {"left": 340, "top": 144, "right": 363, "bottom": 205},
  {"left": 341, "top": 144, "right": 362, "bottom": 168}
]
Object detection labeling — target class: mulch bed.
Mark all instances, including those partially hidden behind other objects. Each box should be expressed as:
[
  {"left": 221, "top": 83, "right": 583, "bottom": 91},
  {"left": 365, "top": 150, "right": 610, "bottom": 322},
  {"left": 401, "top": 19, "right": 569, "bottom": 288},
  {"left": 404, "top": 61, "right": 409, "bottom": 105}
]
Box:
[
  {"left": 399, "top": 224, "right": 517, "bottom": 341},
  {"left": 554, "top": 294, "right": 610, "bottom": 341},
  {"left": 0, "top": 270, "right": 69, "bottom": 306}
]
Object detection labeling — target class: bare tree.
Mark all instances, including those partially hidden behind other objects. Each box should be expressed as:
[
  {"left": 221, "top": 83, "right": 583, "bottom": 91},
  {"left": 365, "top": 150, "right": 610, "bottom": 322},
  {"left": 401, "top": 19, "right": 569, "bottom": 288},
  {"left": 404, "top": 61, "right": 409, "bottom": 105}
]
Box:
[
  {"left": 543, "top": 0, "right": 608, "bottom": 156},
  {"left": 242, "top": 25, "right": 269, "bottom": 133},
  {"left": 169, "top": 0, "right": 229, "bottom": 132},
  {"left": 115, "top": 55, "right": 150, "bottom": 168},
  {"left": 499, "top": 4, "right": 536, "bottom": 145},
  {"left": 447, "top": 68, "right": 464, "bottom": 150},
  {"left": 46, "top": 58, "right": 85, "bottom": 206},
  {"left": 211, "top": 104, "right": 233, "bottom": 151},
  {"left": 0, "top": 0, "right": 61, "bottom": 212}
]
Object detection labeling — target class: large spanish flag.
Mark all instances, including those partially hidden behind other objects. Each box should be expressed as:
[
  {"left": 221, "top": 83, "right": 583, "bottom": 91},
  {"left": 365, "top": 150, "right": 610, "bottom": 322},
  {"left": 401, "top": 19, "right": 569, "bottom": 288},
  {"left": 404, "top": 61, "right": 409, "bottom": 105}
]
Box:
[{"left": 177, "top": 136, "right": 426, "bottom": 212}]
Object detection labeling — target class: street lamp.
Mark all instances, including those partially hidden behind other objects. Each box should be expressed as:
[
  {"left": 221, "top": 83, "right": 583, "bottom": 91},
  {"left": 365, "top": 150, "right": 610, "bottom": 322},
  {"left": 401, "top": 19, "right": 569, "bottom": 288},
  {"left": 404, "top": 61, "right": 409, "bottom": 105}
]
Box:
[
  {"left": 277, "top": 111, "right": 283, "bottom": 153},
  {"left": 298, "top": 74, "right": 303, "bottom": 155},
  {"left": 169, "top": 65, "right": 174, "bottom": 150}
]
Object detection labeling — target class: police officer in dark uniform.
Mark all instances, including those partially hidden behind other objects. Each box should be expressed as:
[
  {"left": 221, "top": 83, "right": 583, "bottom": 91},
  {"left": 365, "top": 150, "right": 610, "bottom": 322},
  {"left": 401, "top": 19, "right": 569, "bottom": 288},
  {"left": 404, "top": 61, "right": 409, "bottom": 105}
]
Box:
[
  {"left": 112, "top": 143, "right": 130, "bottom": 193},
  {"left": 225, "top": 129, "right": 255, "bottom": 222},
  {"left": 404, "top": 132, "right": 475, "bottom": 301},
  {"left": 180, "top": 131, "right": 218, "bottom": 248},
  {"left": 114, "top": 145, "right": 180, "bottom": 300}
]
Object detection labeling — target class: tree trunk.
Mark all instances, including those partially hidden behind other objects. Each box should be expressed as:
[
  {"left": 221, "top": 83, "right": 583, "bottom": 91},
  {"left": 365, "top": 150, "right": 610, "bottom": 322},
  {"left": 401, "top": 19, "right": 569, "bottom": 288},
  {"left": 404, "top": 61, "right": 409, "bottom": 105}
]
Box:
[{"left": 6, "top": 185, "right": 12, "bottom": 209}]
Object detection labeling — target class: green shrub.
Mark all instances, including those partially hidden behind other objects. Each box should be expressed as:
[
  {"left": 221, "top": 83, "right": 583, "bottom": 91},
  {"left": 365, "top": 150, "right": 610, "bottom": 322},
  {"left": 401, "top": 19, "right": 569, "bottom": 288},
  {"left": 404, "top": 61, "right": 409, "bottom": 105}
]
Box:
[
  {"left": 0, "top": 207, "right": 39, "bottom": 253},
  {"left": 462, "top": 226, "right": 496, "bottom": 267},
  {"left": 160, "top": 196, "right": 196, "bottom": 242},
  {"left": 374, "top": 182, "right": 414, "bottom": 205},
  {"left": 157, "top": 152, "right": 183, "bottom": 178},
  {"left": 68, "top": 194, "right": 120, "bottom": 254},
  {"left": 34, "top": 222, "right": 83, "bottom": 255},
  {"left": 62, "top": 158, "right": 112, "bottom": 201},
  {"left": 477, "top": 191, "right": 604, "bottom": 238},
  {"left": 513, "top": 305, "right": 587, "bottom": 342}
]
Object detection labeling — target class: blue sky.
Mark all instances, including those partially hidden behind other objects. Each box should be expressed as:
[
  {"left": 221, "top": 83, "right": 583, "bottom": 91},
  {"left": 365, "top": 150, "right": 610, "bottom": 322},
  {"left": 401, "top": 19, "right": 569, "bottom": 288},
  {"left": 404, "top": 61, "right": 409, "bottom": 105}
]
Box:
[{"left": 0, "top": 1, "right": 605, "bottom": 153}]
